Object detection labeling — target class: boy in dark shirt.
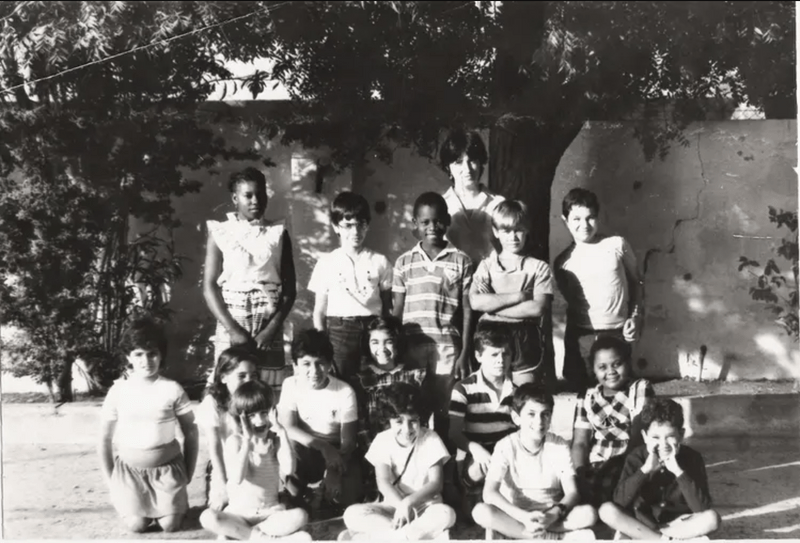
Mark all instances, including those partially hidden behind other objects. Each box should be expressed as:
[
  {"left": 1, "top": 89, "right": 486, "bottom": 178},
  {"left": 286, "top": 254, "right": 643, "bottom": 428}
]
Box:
[{"left": 599, "top": 398, "right": 721, "bottom": 540}]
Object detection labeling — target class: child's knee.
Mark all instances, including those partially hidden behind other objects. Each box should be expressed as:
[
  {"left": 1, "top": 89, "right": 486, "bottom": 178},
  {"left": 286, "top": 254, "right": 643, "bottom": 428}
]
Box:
[
  {"left": 122, "top": 516, "right": 150, "bottom": 533},
  {"left": 431, "top": 503, "right": 457, "bottom": 530},
  {"left": 471, "top": 502, "right": 494, "bottom": 527},
  {"left": 700, "top": 509, "right": 721, "bottom": 533},
  {"left": 598, "top": 502, "right": 624, "bottom": 524},
  {"left": 158, "top": 514, "right": 184, "bottom": 533},
  {"left": 570, "top": 504, "right": 598, "bottom": 527},
  {"left": 199, "top": 508, "right": 218, "bottom": 530}
]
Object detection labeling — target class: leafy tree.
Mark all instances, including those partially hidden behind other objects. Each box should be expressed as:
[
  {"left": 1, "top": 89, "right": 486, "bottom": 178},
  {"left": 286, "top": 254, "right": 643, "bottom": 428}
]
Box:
[{"left": 0, "top": 1, "right": 258, "bottom": 401}]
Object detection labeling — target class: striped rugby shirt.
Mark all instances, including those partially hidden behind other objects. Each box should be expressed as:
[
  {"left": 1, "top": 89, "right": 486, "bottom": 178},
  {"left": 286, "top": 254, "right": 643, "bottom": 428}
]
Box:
[
  {"left": 449, "top": 369, "right": 517, "bottom": 452},
  {"left": 392, "top": 242, "right": 472, "bottom": 343}
]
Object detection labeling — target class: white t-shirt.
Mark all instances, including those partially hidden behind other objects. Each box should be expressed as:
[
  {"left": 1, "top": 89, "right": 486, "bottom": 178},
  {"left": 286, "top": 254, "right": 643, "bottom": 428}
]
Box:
[
  {"left": 196, "top": 395, "right": 235, "bottom": 441},
  {"left": 486, "top": 432, "right": 576, "bottom": 511},
  {"left": 101, "top": 375, "right": 193, "bottom": 450},
  {"left": 554, "top": 235, "right": 638, "bottom": 329},
  {"left": 277, "top": 375, "right": 358, "bottom": 443},
  {"left": 366, "top": 426, "right": 450, "bottom": 504},
  {"left": 308, "top": 247, "right": 392, "bottom": 317}
]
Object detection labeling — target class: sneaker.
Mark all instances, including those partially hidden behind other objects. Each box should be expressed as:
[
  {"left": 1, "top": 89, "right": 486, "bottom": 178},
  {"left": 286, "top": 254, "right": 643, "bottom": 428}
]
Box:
[{"left": 562, "top": 528, "right": 597, "bottom": 541}]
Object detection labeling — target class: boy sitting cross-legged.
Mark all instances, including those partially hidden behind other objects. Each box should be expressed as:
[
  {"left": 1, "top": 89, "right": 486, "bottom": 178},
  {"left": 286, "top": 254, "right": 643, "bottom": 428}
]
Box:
[
  {"left": 340, "top": 382, "right": 456, "bottom": 541},
  {"left": 599, "top": 398, "right": 721, "bottom": 541},
  {"left": 278, "top": 329, "right": 364, "bottom": 513},
  {"left": 472, "top": 384, "right": 598, "bottom": 541}
]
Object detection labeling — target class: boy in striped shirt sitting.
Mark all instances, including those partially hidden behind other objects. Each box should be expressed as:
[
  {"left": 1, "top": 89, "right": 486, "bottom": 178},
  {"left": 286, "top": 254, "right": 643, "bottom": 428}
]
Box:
[{"left": 448, "top": 324, "right": 517, "bottom": 505}]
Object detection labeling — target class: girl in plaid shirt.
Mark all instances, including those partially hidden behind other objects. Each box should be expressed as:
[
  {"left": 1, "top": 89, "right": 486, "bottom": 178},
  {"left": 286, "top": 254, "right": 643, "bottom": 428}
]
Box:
[{"left": 571, "top": 336, "right": 655, "bottom": 507}]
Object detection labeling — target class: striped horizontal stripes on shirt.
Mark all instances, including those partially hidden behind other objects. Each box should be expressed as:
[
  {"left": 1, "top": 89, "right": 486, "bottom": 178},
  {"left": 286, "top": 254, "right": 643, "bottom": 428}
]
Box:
[{"left": 449, "top": 370, "right": 516, "bottom": 451}]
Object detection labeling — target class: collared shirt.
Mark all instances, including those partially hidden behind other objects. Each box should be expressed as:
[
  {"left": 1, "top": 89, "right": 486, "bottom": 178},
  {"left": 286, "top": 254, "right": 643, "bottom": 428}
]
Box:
[
  {"left": 471, "top": 250, "right": 555, "bottom": 323},
  {"left": 308, "top": 247, "right": 392, "bottom": 317},
  {"left": 392, "top": 242, "right": 472, "bottom": 341},
  {"left": 207, "top": 212, "right": 284, "bottom": 291},
  {"left": 574, "top": 378, "right": 655, "bottom": 463},
  {"left": 449, "top": 369, "right": 517, "bottom": 451},
  {"left": 443, "top": 186, "right": 505, "bottom": 263}
]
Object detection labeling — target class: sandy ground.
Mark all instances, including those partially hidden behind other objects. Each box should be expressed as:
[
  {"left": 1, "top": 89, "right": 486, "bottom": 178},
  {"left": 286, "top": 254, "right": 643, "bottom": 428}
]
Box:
[{"left": 2, "top": 394, "right": 800, "bottom": 540}]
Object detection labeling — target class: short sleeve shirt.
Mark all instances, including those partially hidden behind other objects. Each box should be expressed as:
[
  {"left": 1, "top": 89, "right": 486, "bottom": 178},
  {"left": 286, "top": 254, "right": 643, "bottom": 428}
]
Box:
[
  {"left": 486, "top": 432, "right": 576, "bottom": 510},
  {"left": 448, "top": 370, "right": 516, "bottom": 451},
  {"left": 554, "top": 235, "right": 638, "bottom": 330},
  {"left": 277, "top": 375, "right": 358, "bottom": 444},
  {"left": 308, "top": 248, "right": 392, "bottom": 317},
  {"left": 443, "top": 186, "right": 505, "bottom": 263},
  {"left": 366, "top": 426, "right": 450, "bottom": 504},
  {"left": 101, "top": 376, "right": 193, "bottom": 450},
  {"left": 471, "top": 251, "right": 554, "bottom": 323},
  {"left": 574, "top": 378, "right": 655, "bottom": 463}
]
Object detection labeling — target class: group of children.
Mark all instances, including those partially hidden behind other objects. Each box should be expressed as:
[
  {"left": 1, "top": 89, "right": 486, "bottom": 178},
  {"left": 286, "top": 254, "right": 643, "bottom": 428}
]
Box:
[{"left": 97, "top": 129, "right": 721, "bottom": 540}]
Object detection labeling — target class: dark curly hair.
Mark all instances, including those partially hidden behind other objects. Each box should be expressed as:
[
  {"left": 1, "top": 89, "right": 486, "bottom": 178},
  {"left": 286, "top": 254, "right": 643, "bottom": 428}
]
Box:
[
  {"left": 589, "top": 335, "right": 632, "bottom": 365},
  {"left": 561, "top": 187, "right": 600, "bottom": 218},
  {"left": 412, "top": 192, "right": 450, "bottom": 220},
  {"left": 291, "top": 328, "right": 334, "bottom": 364},
  {"left": 511, "top": 383, "right": 554, "bottom": 414},
  {"left": 119, "top": 315, "right": 168, "bottom": 364},
  {"left": 362, "top": 315, "right": 404, "bottom": 364},
  {"left": 228, "top": 166, "right": 268, "bottom": 193},
  {"left": 641, "top": 398, "right": 685, "bottom": 432},
  {"left": 373, "top": 382, "right": 429, "bottom": 429},
  {"left": 331, "top": 191, "right": 371, "bottom": 226},
  {"left": 228, "top": 380, "right": 275, "bottom": 432},
  {"left": 205, "top": 346, "right": 262, "bottom": 413}
]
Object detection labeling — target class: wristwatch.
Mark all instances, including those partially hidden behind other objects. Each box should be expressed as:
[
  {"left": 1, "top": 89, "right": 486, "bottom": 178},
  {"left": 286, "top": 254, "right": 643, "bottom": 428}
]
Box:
[{"left": 550, "top": 503, "right": 568, "bottom": 521}]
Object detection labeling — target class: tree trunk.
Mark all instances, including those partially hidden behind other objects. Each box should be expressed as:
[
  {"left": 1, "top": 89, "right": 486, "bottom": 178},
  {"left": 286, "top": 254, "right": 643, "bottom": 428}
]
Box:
[{"left": 56, "top": 359, "right": 74, "bottom": 403}]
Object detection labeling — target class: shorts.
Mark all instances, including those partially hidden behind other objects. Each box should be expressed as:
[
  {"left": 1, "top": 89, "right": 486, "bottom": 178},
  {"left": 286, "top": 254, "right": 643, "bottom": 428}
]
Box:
[
  {"left": 563, "top": 325, "right": 626, "bottom": 393},
  {"left": 404, "top": 337, "right": 460, "bottom": 376},
  {"left": 110, "top": 445, "right": 189, "bottom": 519},
  {"left": 575, "top": 455, "right": 627, "bottom": 507},
  {"left": 326, "top": 316, "right": 375, "bottom": 380}
]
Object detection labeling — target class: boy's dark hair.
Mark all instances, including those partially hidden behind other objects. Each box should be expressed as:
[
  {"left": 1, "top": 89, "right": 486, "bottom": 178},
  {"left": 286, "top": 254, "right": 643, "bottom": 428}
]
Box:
[
  {"left": 590, "top": 335, "right": 632, "bottom": 365},
  {"left": 331, "top": 191, "right": 371, "bottom": 225},
  {"left": 291, "top": 328, "right": 334, "bottom": 364},
  {"left": 205, "top": 346, "right": 262, "bottom": 412},
  {"left": 474, "top": 322, "right": 512, "bottom": 354},
  {"left": 374, "top": 382, "right": 429, "bottom": 426},
  {"left": 228, "top": 380, "right": 275, "bottom": 428},
  {"left": 119, "top": 315, "right": 168, "bottom": 360},
  {"left": 228, "top": 167, "right": 267, "bottom": 193},
  {"left": 511, "top": 383, "right": 555, "bottom": 414},
  {"left": 412, "top": 192, "right": 449, "bottom": 220},
  {"left": 439, "top": 128, "right": 488, "bottom": 177},
  {"left": 641, "top": 398, "right": 685, "bottom": 432},
  {"left": 561, "top": 187, "right": 600, "bottom": 218},
  {"left": 363, "top": 315, "right": 405, "bottom": 362}
]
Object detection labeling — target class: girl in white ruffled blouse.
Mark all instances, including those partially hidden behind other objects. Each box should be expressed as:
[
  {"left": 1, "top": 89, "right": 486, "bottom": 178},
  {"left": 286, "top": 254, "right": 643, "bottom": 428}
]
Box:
[{"left": 203, "top": 167, "right": 296, "bottom": 390}]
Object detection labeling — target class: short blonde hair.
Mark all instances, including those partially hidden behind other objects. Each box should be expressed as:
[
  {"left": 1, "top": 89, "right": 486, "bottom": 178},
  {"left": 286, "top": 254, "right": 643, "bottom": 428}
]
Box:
[{"left": 492, "top": 200, "right": 530, "bottom": 232}]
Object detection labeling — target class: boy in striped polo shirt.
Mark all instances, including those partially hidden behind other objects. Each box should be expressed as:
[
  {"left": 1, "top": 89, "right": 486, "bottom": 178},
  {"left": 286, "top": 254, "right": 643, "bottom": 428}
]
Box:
[
  {"left": 449, "top": 324, "right": 516, "bottom": 495},
  {"left": 392, "top": 192, "right": 474, "bottom": 440}
]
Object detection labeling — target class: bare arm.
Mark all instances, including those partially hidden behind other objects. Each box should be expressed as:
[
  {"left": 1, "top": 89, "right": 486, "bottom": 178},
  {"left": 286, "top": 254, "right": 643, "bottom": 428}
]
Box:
[
  {"left": 492, "top": 293, "right": 551, "bottom": 319},
  {"left": 403, "top": 461, "right": 446, "bottom": 510},
  {"left": 457, "top": 292, "right": 473, "bottom": 379},
  {"left": 571, "top": 428, "right": 592, "bottom": 470},
  {"left": 340, "top": 420, "right": 358, "bottom": 457},
  {"left": 469, "top": 290, "right": 528, "bottom": 313},
  {"left": 380, "top": 289, "right": 393, "bottom": 319},
  {"left": 375, "top": 462, "right": 406, "bottom": 506},
  {"left": 484, "top": 476, "right": 531, "bottom": 524},
  {"left": 224, "top": 435, "right": 252, "bottom": 485},
  {"left": 178, "top": 411, "right": 199, "bottom": 481},
  {"left": 98, "top": 420, "right": 116, "bottom": 483},
  {"left": 203, "top": 231, "right": 250, "bottom": 341},
  {"left": 256, "top": 232, "right": 296, "bottom": 344},
  {"left": 392, "top": 291, "right": 405, "bottom": 321},
  {"left": 203, "top": 425, "right": 227, "bottom": 488},
  {"left": 313, "top": 292, "right": 328, "bottom": 331}
]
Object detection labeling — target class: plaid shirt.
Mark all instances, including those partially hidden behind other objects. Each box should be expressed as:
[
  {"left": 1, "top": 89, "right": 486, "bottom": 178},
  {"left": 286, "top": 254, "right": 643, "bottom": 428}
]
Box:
[
  {"left": 574, "top": 378, "right": 655, "bottom": 463},
  {"left": 352, "top": 364, "right": 427, "bottom": 448}
]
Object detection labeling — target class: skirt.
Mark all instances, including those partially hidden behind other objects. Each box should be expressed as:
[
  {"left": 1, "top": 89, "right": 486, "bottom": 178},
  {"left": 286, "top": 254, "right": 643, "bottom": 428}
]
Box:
[{"left": 110, "top": 444, "right": 189, "bottom": 519}]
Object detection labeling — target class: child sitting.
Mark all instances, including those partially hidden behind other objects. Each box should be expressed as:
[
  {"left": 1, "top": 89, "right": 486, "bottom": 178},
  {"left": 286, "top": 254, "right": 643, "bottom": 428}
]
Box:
[
  {"left": 554, "top": 188, "right": 644, "bottom": 393},
  {"left": 448, "top": 325, "right": 517, "bottom": 496},
  {"left": 599, "top": 398, "right": 721, "bottom": 540},
  {"left": 309, "top": 191, "right": 393, "bottom": 381},
  {"left": 199, "top": 381, "right": 311, "bottom": 541},
  {"left": 278, "top": 328, "right": 364, "bottom": 510},
  {"left": 472, "top": 384, "right": 597, "bottom": 540},
  {"left": 203, "top": 167, "right": 296, "bottom": 389},
  {"left": 197, "top": 346, "right": 261, "bottom": 511},
  {"left": 571, "top": 336, "right": 655, "bottom": 508},
  {"left": 469, "top": 200, "right": 555, "bottom": 386},
  {"left": 340, "top": 382, "right": 456, "bottom": 541},
  {"left": 98, "top": 316, "right": 198, "bottom": 533},
  {"left": 352, "top": 316, "right": 427, "bottom": 448}
]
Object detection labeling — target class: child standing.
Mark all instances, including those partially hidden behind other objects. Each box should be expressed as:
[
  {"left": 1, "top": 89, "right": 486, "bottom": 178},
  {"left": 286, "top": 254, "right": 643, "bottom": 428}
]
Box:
[
  {"left": 472, "top": 384, "right": 597, "bottom": 540},
  {"left": 309, "top": 191, "right": 393, "bottom": 380},
  {"left": 469, "top": 200, "right": 555, "bottom": 386},
  {"left": 341, "top": 382, "right": 456, "bottom": 541},
  {"left": 352, "top": 316, "right": 427, "bottom": 448},
  {"left": 197, "top": 346, "right": 260, "bottom": 511},
  {"left": 98, "top": 316, "right": 199, "bottom": 533},
  {"left": 571, "top": 336, "right": 655, "bottom": 508},
  {"left": 599, "top": 398, "right": 721, "bottom": 540},
  {"left": 199, "top": 380, "right": 311, "bottom": 541},
  {"left": 278, "top": 329, "right": 364, "bottom": 510},
  {"left": 203, "top": 167, "right": 297, "bottom": 389},
  {"left": 392, "top": 191, "right": 473, "bottom": 437},
  {"left": 448, "top": 325, "right": 517, "bottom": 495},
  {"left": 554, "top": 188, "right": 644, "bottom": 393}
]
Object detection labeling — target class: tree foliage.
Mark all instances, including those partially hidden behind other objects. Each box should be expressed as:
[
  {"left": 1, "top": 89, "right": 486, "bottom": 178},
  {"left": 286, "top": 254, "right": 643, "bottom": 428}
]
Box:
[{"left": 0, "top": 1, "right": 258, "bottom": 400}]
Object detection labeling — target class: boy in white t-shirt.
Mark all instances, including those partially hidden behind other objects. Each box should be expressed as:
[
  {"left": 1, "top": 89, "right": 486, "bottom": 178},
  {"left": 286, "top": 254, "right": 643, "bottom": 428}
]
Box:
[
  {"left": 278, "top": 329, "right": 364, "bottom": 512},
  {"left": 309, "top": 191, "right": 393, "bottom": 381},
  {"left": 340, "top": 382, "right": 456, "bottom": 541},
  {"left": 554, "top": 188, "right": 644, "bottom": 393},
  {"left": 472, "top": 384, "right": 598, "bottom": 540}
]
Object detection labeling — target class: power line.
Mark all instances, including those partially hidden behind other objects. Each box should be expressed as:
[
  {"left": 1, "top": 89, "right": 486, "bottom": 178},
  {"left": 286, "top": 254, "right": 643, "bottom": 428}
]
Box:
[{"left": 0, "top": 1, "right": 288, "bottom": 96}]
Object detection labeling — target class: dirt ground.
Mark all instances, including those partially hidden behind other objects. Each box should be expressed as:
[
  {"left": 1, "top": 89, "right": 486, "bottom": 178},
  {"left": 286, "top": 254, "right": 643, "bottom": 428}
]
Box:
[{"left": 2, "top": 381, "right": 799, "bottom": 540}]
